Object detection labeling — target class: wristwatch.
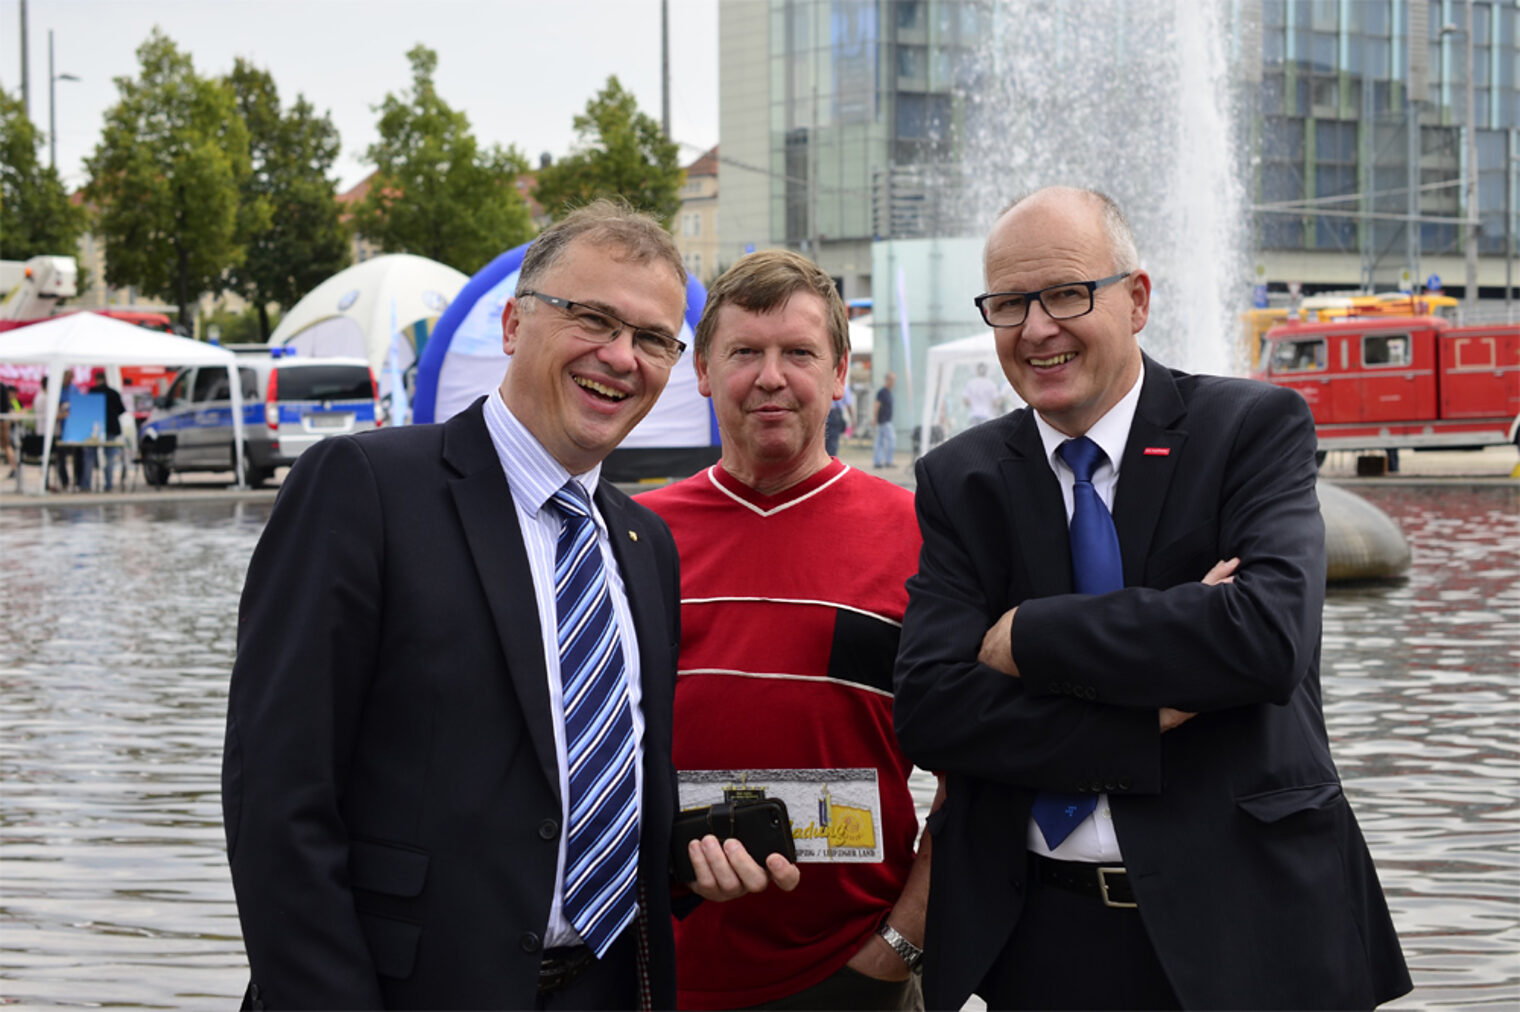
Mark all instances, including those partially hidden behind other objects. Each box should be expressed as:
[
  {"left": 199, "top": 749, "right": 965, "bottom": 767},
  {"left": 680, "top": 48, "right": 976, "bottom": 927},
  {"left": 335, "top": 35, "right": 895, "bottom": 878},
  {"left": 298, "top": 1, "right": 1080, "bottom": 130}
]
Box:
[{"left": 876, "top": 921, "right": 924, "bottom": 972}]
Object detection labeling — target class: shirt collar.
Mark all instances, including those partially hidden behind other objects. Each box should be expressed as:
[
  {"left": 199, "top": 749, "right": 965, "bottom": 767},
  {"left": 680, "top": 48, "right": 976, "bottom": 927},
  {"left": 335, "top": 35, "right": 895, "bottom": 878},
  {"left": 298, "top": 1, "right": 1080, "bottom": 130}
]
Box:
[
  {"left": 1033, "top": 358, "right": 1146, "bottom": 478},
  {"left": 482, "top": 389, "right": 603, "bottom": 522}
]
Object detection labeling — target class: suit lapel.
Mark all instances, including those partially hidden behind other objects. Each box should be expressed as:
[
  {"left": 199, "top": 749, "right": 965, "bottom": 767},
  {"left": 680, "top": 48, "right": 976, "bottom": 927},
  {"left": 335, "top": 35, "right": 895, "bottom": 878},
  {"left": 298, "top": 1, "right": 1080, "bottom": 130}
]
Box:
[
  {"left": 1113, "top": 356, "right": 1188, "bottom": 586},
  {"left": 597, "top": 486, "right": 672, "bottom": 752},
  {"left": 1000, "top": 409, "right": 1073, "bottom": 597},
  {"left": 444, "top": 401, "right": 560, "bottom": 791}
]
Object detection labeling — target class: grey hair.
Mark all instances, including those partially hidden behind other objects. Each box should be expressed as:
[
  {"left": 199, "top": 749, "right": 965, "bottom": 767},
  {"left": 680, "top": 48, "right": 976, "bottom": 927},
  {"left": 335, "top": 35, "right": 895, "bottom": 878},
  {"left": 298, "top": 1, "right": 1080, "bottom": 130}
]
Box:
[
  {"left": 994, "top": 187, "right": 1139, "bottom": 274},
  {"left": 515, "top": 197, "right": 686, "bottom": 297}
]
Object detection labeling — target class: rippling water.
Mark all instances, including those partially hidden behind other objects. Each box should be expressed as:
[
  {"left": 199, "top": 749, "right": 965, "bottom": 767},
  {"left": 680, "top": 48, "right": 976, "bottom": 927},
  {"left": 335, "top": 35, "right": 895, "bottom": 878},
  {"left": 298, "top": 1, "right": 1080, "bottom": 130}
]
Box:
[{"left": 0, "top": 486, "right": 1515, "bottom": 1008}]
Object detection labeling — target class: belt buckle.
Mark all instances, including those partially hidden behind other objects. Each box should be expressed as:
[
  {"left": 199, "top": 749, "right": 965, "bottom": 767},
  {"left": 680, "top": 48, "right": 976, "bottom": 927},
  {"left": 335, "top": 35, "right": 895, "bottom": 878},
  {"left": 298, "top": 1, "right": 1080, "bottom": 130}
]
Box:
[{"left": 1097, "top": 866, "right": 1137, "bottom": 909}]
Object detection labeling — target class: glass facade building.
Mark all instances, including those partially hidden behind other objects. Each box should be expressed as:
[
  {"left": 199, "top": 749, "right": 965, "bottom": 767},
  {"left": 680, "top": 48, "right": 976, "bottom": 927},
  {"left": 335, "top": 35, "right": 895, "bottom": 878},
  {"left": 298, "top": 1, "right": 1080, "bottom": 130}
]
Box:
[
  {"left": 1255, "top": 0, "right": 1518, "bottom": 293},
  {"left": 717, "top": 0, "right": 985, "bottom": 300},
  {"left": 720, "top": 0, "right": 1518, "bottom": 300}
]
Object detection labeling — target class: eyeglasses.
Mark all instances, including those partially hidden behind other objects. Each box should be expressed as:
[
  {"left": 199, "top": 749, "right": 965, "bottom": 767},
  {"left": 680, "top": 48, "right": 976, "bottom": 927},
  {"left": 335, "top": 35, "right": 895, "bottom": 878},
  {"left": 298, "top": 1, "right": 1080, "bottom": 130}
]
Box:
[
  {"left": 520, "top": 290, "right": 687, "bottom": 366},
  {"left": 974, "top": 272, "right": 1132, "bottom": 328}
]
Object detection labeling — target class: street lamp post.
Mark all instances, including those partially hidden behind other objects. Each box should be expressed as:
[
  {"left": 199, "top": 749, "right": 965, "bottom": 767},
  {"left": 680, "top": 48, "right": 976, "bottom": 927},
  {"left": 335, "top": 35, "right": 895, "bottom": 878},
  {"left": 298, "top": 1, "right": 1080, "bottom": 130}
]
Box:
[{"left": 48, "top": 29, "right": 79, "bottom": 170}]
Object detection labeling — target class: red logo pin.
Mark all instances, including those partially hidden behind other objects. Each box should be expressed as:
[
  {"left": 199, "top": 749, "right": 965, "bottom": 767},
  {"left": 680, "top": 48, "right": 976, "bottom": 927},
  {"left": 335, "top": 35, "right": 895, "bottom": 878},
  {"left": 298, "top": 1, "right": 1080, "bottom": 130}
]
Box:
[{"left": 1143, "top": 447, "right": 1170, "bottom": 456}]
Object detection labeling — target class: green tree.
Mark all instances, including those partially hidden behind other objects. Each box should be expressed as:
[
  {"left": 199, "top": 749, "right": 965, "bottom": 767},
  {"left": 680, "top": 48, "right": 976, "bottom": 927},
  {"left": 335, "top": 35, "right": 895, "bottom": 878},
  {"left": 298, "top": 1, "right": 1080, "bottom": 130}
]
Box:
[
  {"left": 83, "top": 29, "right": 249, "bottom": 326},
  {"left": 226, "top": 59, "right": 350, "bottom": 340},
  {"left": 0, "top": 87, "right": 88, "bottom": 259},
  {"left": 534, "top": 76, "right": 683, "bottom": 228},
  {"left": 200, "top": 302, "right": 275, "bottom": 345},
  {"left": 353, "top": 45, "right": 533, "bottom": 274}
]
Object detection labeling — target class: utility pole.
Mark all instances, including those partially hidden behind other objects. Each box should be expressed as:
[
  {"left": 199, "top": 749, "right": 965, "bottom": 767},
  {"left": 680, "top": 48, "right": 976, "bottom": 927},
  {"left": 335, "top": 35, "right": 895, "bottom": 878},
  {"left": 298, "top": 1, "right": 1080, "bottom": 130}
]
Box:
[
  {"left": 19, "top": 0, "right": 30, "bottom": 118},
  {"left": 1462, "top": 0, "right": 1479, "bottom": 317},
  {"left": 1405, "top": 0, "right": 1428, "bottom": 293},
  {"left": 661, "top": 0, "right": 671, "bottom": 139}
]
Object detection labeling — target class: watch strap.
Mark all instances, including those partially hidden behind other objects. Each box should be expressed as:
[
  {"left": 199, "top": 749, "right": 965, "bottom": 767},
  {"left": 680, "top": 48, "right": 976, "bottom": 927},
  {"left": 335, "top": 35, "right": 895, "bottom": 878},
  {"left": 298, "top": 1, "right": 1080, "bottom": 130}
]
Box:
[{"left": 876, "top": 920, "right": 924, "bottom": 971}]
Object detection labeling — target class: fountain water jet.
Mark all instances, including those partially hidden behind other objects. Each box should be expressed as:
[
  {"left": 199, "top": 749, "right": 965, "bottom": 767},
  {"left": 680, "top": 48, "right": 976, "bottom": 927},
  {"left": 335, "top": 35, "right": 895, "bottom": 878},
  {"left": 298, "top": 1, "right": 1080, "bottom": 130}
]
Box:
[{"left": 957, "top": 0, "right": 1247, "bottom": 375}]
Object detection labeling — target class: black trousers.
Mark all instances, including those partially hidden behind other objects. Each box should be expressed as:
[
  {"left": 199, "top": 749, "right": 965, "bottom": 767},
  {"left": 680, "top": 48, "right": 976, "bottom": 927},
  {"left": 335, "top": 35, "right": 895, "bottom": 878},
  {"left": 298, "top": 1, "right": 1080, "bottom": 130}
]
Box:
[{"left": 977, "top": 857, "right": 1180, "bottom": 1011}]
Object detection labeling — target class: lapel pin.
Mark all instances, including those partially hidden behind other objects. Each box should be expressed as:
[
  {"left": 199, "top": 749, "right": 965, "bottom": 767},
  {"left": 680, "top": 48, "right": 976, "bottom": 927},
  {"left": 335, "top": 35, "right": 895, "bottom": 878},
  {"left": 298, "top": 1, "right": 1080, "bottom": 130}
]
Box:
[
  {"left": 629, "top": 530, "right": 639, "bottom": 542},
  {"left": 1143, "top": 447, "right": 1171, "bottom": 456}
]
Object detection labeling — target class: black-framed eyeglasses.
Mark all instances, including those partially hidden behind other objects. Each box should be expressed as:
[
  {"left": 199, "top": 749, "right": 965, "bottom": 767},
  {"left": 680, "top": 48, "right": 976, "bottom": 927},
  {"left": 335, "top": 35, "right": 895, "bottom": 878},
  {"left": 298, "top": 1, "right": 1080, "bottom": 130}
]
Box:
[
  {"left": 974, "top": 272, "right": 1132, "bottom": 328},
  {"left": 520, "top": 290, "right": 687, "bottom": 366}
]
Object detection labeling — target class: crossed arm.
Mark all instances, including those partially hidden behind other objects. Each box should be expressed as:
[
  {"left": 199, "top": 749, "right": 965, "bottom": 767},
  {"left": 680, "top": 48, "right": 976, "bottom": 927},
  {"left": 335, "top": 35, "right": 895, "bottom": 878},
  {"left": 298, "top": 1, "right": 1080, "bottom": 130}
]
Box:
[{"left": 976, "top": 556, "right": 1241, "bottom": 732}]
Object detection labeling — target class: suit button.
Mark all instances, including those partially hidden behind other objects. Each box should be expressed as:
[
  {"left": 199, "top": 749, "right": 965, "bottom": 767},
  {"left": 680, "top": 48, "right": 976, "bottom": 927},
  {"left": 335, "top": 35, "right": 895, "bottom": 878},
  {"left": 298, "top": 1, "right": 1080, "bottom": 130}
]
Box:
[
  {"left": 520, "top": 932, "right": 542, "bottom": 953},
  {"left": 1105, "top": 781, "right": 1118, "bottom": 792},
  {"left": 1083, "top": 687, "right": 1097, "bottom": 700},
  {"left": 1118, "top": 777, "right": 1132, "bottom": 790},
  {"left": 1075, "top": 783, "right": 1089, "bottom": 793},
  {"left": 538, "top": 818, "right": 559, "bottom": 840}
]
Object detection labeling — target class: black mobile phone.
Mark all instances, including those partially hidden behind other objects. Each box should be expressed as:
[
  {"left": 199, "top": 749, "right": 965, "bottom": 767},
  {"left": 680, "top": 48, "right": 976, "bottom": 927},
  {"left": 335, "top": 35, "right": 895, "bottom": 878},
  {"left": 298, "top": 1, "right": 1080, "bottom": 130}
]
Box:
[{"left": 670, "top": 798, "right": 797, "bottom": 883}]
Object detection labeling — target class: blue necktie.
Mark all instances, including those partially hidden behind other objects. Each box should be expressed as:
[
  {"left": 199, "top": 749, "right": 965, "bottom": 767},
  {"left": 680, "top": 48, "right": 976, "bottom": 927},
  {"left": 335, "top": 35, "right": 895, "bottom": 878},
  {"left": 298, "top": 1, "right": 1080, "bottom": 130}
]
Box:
[
  {"left": 1031, "top": 437, "right": 1124, "bottom": 849},
  {"left": 550, "top": 481, "right": 639, "bottom": 957}
]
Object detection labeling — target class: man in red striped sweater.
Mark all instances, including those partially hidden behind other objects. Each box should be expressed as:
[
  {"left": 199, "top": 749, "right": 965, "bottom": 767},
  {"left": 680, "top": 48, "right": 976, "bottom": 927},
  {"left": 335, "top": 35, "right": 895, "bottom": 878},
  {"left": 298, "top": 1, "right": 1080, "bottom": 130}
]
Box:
[{"left": 640, "top": 250, "right": 938, "bottom": 1010}]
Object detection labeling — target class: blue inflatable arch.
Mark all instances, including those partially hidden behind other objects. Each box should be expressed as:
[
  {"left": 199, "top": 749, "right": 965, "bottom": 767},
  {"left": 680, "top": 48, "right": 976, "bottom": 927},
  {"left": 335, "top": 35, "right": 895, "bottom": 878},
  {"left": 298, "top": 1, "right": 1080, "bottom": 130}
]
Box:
[{"left": 414, "top": 241, "right": 719, "bottom": 482}]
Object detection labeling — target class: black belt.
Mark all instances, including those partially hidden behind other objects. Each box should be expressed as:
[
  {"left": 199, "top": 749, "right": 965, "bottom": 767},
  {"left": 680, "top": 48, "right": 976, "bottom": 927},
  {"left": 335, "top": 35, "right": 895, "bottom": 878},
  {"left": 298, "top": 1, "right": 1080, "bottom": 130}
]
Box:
[
  {"left": 538, "top": 945, "right": 597, "bottom": 993},
  {"left": 1031, "top": 854, "right": 1138, "bottom": 909}
]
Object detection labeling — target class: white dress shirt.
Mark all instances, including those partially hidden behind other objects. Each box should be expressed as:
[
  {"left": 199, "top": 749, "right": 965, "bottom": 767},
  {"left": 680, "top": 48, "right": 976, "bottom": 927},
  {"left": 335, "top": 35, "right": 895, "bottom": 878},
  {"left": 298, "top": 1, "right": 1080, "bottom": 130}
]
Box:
[
  {"left": 1025, "top": 362, "right": 1145, "bottom": 863},
  {"left": 482, "top": 390, "right": 645, "bottom": 946}
]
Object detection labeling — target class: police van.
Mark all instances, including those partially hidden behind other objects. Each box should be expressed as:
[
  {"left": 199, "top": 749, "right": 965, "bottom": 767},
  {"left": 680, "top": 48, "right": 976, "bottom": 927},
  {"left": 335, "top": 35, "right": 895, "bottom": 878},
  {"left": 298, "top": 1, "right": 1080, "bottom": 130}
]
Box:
[{"left": 139, "top": 348, "right": 380, "bottom": 487}]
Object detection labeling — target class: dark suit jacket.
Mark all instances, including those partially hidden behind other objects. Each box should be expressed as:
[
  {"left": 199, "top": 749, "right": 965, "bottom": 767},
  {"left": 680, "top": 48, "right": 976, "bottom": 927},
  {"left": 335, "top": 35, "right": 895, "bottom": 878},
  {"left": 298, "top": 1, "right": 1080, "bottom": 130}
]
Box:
[
  {"left": 894, "top": 358, "right": 1410, "bottom": 1010},
  {"left": 222, "top": 398, "right": 681, "bottom": 1009}
]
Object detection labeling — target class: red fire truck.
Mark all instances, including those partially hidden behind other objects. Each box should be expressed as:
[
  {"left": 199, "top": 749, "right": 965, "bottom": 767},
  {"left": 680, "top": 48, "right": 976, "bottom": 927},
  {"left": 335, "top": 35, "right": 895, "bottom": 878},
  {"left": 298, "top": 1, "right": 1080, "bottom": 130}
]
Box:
[{"left": 1253, "top": 315, "right": 1520, "bottom": 455}]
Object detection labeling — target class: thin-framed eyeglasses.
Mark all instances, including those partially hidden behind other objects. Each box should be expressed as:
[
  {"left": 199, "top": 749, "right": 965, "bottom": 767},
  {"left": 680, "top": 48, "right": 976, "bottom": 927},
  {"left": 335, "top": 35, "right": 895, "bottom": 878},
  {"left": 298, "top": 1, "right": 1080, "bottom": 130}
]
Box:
[
  {"left": 974, "top": 272, "right": 1133, "bottom": 328},
  {"left": 520, "top": 290, "right": 687, "bottom": 365}
]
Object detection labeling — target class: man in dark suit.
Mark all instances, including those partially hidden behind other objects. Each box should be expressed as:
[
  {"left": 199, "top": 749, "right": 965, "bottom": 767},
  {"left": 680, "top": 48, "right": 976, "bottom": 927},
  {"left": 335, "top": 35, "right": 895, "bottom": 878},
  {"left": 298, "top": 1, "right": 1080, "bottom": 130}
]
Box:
[
  {"left": 223, "top": 200, "right": 690, "bottom": 1010},
  {"left": 893, "top": 187, "right": 1410, "bottom": 1009}
]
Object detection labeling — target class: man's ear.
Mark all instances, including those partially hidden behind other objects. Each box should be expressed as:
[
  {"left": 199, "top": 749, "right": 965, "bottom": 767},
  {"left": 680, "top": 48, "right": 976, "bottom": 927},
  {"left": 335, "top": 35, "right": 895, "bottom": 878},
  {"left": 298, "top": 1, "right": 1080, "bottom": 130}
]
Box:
[
  {"left": 833, "top": 352, "right": 849, "bottom": 400},
  {"left": 695, "top": 353, "right": 712, "bottom": 398},
  {"left": 501, "top": 297, "right": 522, "bottom": 356},
  {"left": 1127, "top": 269, "right": 1152, "bottom": 334}
]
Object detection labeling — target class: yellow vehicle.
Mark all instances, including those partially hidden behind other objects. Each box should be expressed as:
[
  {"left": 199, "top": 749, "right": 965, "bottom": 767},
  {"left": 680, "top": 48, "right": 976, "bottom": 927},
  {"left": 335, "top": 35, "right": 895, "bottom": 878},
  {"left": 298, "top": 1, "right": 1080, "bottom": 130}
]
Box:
[{"left": 1238, "top": 292, "right": 1459, "bottom": 371}]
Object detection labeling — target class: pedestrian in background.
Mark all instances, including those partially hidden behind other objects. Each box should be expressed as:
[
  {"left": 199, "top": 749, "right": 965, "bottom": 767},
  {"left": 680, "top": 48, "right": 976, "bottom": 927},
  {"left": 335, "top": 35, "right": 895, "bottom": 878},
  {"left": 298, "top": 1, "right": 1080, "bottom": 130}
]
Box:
[
  {"left": 87, "top": 370, "right": 128, "bottom": 492},
  {"left": 872, "top": 372, "right": 896, "bottom": 468}
]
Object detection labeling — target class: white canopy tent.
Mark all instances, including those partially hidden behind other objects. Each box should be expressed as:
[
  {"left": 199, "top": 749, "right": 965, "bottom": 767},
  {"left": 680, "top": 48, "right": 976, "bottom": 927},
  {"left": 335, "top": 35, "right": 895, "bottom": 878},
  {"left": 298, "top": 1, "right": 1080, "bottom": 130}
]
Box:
[
  {"left": 920, "top": 332, "right": 1023, "bottom": 454},
  {"left": 269, "top": 253, "right": 467, "bottom": 405},
  {"left": 0, "top": 313, "right": 246, "bottom": 491},
  {"left": 848, "top": 314, "right": 873, "bottom": 357}
]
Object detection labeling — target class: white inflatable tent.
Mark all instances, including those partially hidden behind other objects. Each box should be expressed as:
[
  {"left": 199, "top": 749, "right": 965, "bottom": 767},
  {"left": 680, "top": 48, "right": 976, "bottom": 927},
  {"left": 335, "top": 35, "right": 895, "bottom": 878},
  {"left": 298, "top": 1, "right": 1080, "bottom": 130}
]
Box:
[{"left": 269, "top": 253, "right": 467, "bottom": 403}]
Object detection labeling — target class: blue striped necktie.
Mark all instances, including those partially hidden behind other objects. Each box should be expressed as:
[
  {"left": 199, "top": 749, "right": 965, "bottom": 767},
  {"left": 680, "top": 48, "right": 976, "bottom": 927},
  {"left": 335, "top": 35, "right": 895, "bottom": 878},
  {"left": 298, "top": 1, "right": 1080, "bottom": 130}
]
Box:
[
  {"left": 550, "top": 480, "right": 639, "bottom": 957},
  {"left": 1031, "top": 436, "right": 1123, "bottom": 849}
]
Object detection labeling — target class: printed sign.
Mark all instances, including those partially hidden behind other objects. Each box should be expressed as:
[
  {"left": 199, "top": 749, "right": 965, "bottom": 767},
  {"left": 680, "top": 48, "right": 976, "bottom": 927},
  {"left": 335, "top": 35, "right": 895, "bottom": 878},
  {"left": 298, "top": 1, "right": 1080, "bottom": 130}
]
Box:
[{"left": 678, "top": 768, "right": 884, "bottom": 864}]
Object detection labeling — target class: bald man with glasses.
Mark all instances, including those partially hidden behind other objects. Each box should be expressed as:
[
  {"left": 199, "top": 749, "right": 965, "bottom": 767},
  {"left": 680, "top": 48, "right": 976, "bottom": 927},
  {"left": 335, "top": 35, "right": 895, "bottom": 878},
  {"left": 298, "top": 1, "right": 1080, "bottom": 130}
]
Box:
[{"left": 893, "top": 186, "right": 1409, "bottom": 1010}]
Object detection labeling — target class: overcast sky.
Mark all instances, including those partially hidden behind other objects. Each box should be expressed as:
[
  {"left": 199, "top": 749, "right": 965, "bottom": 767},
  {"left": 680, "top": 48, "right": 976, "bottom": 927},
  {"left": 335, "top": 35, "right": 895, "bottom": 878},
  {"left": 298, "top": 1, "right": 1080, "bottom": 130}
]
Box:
[{"left": 0, "top": 0, "right": 720, "bottom": 193}]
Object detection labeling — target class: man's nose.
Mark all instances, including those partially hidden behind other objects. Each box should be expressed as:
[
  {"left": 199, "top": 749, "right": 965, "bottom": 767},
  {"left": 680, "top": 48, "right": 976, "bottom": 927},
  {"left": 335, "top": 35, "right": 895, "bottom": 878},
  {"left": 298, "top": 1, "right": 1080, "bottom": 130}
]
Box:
[
  {"left": 756, "top": 350, "right": 786, "bottom": 388},
  {"left": 1021, "top": 298, "right": 1061, "bottom": 339},
  {"left": 597, "top": 326, "right": 640, "bottom": 372}
]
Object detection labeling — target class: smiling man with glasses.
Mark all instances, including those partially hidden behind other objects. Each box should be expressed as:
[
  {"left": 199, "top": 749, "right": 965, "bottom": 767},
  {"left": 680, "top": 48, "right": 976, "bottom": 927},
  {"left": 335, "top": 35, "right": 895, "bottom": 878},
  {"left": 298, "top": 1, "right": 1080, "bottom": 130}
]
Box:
[
  {"left": 225, "top": 199, "right": 692, "bottom": 1010},
  {"left": 893, "top": 186, "right": 1410, "bottom": 1010}
]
